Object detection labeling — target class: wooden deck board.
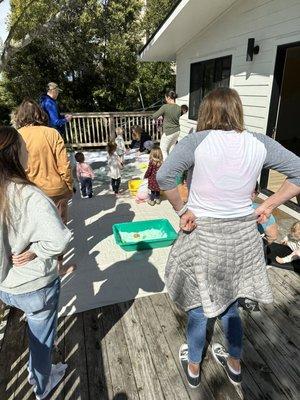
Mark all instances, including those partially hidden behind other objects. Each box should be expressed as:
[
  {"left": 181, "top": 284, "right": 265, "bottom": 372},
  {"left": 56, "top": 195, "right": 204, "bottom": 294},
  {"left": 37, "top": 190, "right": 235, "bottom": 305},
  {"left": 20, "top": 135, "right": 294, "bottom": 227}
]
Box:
[
  {"left": 119, "top": 301, "right": 165, "bottom": 400},
  {"left": 104, "top": 304, "right": 139, "bottom": 400},
  {"left": 63, "top": 314, "right": 89, "bottom": 400},
  {"left": 150, "top": 294, "right": 216, "bottom": 400},
  {"left": 83, "top": 308, "right": 113, "bottom": 400},
  {"left": 241, "top": 311, "right": 297, "bottom": 399},
  {"left": 136, "top": 296, "right": 190, "bottom": 400},
  {"left": 0, "top": 268, "right": 299, "bottom": 400},
  {"left": 0, "top": 309, "right": 28, "bottom": 400}
]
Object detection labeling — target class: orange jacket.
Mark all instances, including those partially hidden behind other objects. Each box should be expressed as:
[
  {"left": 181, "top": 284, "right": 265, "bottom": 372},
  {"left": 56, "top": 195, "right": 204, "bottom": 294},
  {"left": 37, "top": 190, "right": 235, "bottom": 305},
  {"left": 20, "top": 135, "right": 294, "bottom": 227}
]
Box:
[{"left": 19, "top": 126, "right": 73, "bottom": 197}]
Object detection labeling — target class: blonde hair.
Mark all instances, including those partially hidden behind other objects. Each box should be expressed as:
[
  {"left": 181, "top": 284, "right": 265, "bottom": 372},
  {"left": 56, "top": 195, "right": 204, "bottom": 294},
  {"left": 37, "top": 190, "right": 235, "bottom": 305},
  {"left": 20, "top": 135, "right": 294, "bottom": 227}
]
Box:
[
  {"left": 107, "top": 140, "right": 117, "bottom": 156},
  {"left": 197, "top": 87, "right": 244, "bottom": 132},
  {"left": 115, "top": 127, "right": 123, "bottom": 136},
  {"left": 290, "top": 221, "right": 300, "bottom": 241},
  {"left": 150, "top": 146, "right": 163, "bottom": 166}
]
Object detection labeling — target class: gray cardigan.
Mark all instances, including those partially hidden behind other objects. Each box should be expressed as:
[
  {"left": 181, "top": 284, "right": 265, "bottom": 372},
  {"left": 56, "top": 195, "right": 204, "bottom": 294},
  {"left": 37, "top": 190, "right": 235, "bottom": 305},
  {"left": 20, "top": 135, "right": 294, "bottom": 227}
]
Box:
[{"left": 0, "top": 183, "right": 71, "bottom": 294}]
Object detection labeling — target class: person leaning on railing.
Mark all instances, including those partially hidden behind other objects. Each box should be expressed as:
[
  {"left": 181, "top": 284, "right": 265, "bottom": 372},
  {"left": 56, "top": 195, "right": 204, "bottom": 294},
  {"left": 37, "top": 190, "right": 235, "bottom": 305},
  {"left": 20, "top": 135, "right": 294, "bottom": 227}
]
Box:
[
  {"left": 40, "top": 82, "right": 72, "bottom": 140},
  {"left": 0, "top": 126, "right": 71, "bottom": 399},
  {"left": 14, "top": 99, "right": 76, "bottom": 276}
]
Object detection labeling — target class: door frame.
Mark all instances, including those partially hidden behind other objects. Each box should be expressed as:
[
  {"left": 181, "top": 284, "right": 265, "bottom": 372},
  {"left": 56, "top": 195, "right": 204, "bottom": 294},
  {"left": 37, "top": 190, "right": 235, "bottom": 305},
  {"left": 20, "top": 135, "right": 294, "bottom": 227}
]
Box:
[{"left": 260, "top": 40, "right": 300, "bottom": 211}]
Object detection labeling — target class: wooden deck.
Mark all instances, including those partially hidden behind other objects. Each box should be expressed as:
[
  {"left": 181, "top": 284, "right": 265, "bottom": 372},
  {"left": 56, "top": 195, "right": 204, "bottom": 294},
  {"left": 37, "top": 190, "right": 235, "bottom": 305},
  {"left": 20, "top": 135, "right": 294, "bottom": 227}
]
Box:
[
  {"left": 268, "top": 170, "right": 298, "bottom": 204},
  {"left": 0, "top": 267, "right": 299, "bottom": 400}
]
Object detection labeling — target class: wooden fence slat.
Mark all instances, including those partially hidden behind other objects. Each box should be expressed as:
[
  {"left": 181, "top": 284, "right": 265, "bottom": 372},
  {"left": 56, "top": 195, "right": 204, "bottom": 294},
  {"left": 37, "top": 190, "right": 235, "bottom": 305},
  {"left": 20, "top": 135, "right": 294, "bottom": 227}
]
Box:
[
  {"left": 87, "top": 118, "right": 91, "bottom": 144},
  {"left": 91, "top": 117, "right": 96, "bottom": 144}
]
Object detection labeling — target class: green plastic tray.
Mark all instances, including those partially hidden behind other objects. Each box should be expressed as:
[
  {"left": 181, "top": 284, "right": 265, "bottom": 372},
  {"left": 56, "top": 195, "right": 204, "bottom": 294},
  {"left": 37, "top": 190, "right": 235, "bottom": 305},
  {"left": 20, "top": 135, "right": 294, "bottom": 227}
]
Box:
[{"left": 113, "top": 219, "right": 178, "bottom": 251}]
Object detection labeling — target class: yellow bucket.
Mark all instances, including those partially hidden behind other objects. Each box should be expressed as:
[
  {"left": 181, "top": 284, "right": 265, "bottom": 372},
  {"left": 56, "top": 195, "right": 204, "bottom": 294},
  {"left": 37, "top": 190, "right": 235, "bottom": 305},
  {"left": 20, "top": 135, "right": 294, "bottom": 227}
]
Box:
[{"left": 128, "top": 179, "right": 142, "bottom": 196}]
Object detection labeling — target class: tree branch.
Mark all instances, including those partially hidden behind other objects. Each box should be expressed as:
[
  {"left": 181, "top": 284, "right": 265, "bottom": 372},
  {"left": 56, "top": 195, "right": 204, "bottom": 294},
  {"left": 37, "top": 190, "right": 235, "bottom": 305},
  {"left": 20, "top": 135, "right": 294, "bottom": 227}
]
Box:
[{"left": 0, "top": 0, "right": 82, "bottom": 71}]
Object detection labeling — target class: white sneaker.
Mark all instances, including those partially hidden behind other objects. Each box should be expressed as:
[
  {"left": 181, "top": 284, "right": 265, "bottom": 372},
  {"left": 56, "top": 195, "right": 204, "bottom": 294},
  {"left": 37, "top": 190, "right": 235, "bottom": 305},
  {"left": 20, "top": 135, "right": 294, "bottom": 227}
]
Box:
[
  {"left": 28, "top": 362, "right": 67, "bottom": 385},
  {"left": 33, "top": 363, "right": 68, "bottom": 399}
]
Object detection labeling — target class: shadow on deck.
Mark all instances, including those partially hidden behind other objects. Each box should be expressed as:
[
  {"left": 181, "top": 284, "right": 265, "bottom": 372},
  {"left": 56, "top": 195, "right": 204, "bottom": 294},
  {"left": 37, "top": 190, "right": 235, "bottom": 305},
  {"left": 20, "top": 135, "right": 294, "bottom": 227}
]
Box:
[{"left": 0, "top": 265, "right": 299, "bottom": 400}]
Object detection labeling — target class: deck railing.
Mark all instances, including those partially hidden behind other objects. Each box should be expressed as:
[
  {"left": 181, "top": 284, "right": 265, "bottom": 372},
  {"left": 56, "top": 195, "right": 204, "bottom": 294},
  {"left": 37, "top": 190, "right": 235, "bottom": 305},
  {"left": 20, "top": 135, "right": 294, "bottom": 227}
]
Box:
[{"left": 65, "top": 111, "right": 162, "bottom": 148}]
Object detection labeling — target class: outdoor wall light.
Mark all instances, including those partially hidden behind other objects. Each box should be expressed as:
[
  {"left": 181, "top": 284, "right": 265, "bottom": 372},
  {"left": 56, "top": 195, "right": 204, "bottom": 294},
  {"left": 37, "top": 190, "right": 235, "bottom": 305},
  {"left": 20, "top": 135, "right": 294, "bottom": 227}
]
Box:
[{"left": 246, "top": 38, "right": 260, "bottom": 61}]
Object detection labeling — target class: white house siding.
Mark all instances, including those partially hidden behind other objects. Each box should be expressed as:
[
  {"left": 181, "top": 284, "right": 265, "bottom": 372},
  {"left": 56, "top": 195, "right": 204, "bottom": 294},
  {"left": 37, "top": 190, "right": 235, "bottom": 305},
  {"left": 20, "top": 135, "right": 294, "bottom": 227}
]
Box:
[{"left": 176, "top": 0, "right": 300, "bottom": 137}]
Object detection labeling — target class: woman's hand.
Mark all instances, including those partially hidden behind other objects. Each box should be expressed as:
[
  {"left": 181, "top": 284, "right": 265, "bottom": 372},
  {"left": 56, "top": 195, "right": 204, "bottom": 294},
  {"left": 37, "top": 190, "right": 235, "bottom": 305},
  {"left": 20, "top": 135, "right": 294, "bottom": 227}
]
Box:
[
  {"left": 180, "top": 210, "right": 197, "bottom": 232},
  {"left": 254, "top": 202, "right": 274, "bottom": 224},
  {"left": 12, "top": 250, "right": 37, "bottom": 267}
]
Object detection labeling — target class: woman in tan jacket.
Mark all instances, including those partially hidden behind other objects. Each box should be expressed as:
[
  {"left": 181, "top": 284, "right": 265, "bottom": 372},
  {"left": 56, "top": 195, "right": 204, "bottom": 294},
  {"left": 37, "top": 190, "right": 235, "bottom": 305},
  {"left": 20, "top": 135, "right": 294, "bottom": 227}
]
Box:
[{"left": 15, "top": 99, "right": 76, "bottom": 276}]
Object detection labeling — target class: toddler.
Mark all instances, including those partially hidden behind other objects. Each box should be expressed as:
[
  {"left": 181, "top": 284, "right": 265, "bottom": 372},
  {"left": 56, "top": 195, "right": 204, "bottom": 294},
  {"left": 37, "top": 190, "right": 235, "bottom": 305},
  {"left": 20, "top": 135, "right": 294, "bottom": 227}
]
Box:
[
  {"left": 115, "top": 127, "right": 126, "bottom": 162},
  {"left": 276, "top": 221, "right": 300, "bottom": 264},
  {"left": 107, "top": 141, "right": 123, "bottom": 195},
  {"left": 75, "top": 152, "right": 95, "bottom": 198},
  {"left": 144, "top": 146, "right": 163, "bottom": 206}
]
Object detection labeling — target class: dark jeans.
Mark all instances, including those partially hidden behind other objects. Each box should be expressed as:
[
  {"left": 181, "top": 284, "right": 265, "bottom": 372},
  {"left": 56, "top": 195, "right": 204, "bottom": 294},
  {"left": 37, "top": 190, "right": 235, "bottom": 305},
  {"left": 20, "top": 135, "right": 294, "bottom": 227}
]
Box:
[
  {"left": 150, "top": 190, "right": 160, "bottom": 201},
  {"left": 80, "top": 177, "right": 93, "bottom": 197},
  {"left": 111, "top": 178, "right": 121, "bottom": 194}
]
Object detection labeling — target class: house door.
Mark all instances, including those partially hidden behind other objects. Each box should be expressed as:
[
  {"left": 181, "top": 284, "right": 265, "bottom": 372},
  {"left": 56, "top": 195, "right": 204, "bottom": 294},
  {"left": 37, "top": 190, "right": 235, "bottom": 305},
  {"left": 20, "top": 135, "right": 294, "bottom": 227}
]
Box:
[{"left": 261, "top": 42, "right": 300, "bottom": 206}]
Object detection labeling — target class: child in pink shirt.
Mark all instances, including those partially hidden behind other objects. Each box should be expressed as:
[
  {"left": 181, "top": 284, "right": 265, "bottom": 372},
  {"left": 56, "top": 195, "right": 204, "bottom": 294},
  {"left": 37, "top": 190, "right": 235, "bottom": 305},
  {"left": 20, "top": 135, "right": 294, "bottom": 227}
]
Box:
[{"left": 75, "top": 152, "right": 95, "bottom": 198}]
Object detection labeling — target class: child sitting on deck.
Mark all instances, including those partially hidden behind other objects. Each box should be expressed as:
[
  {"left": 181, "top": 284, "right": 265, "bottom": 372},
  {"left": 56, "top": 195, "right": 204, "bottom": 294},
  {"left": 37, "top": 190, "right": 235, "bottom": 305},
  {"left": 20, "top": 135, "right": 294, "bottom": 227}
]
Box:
[
  {"left": 129, "top": 125, "right": 153, "bottom": 154},
  {"left": 75, "top": 152, "right": 95, "bottom": 198},
  {"left": 276, "top": 221, "right": 300, "bottom": 264},
  {"left": 107, "top": 141, "right": 123, "bottom": 196},
  {"left": 144, "top": 146, "right": 163, "bottom": 206}
]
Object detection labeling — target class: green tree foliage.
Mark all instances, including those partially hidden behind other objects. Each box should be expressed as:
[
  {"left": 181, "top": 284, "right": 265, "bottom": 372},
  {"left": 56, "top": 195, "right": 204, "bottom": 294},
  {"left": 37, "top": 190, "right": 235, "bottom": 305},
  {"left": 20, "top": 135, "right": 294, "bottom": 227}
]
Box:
[
  {"left": 0, "top": 0, "right": 176, "bottom": 122},
  {"left": 143, "top": 0, "right": 178, "bottom": 39}
]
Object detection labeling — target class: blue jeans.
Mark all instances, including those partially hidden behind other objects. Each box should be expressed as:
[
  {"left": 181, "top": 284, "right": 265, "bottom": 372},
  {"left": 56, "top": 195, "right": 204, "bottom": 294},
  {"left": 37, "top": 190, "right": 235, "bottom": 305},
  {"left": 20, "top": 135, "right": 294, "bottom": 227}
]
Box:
[
  {"left": 187, "top": 301, "right": 243, "bottom": 363},
  {"left": 80, "top": 177, "right": 93, "bottom": 197},
  {"left": 0, "top": 278, "right": 60, "bottom": 396},
  {"left": 150, "top": 190, "right": 160, "bottom": 201}
]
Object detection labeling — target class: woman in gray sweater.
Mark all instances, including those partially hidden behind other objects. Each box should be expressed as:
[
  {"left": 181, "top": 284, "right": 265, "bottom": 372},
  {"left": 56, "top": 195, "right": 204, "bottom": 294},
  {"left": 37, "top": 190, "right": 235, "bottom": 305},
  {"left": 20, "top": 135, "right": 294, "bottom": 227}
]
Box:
[
  {"left": 157, "top": 88, "right": 300, "bottom": 389},
  {"left": 0, "top": 126, "right": 71, "bottom": 399}
]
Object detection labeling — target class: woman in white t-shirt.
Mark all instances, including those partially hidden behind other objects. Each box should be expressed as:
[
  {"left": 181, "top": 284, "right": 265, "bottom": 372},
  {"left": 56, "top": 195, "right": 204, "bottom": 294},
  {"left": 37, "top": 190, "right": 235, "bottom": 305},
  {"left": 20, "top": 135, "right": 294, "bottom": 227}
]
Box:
[{"left": 157, "top": 87, "right": 300, "bottom": 389}]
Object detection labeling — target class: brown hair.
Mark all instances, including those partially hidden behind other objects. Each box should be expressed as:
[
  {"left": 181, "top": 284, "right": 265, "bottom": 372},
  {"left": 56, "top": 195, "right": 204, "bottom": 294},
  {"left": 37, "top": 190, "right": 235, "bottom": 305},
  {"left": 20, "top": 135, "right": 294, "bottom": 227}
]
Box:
[
  {"left": 0, "top": 126, "right": 33, "bottom": 225},
  {"left": 14, "top": 98, "right": 48, "bottom": 128},
  {"left": 197, "top": 87, "right": 244, "bottom": 132},
  {"left": 107, "top": 140, "right": 117, "bottom": 156},
  {"left": 132, "top": 125, "right": 142, "bottom": 140},
  {"left": 290, "top": 221, "right": 300, "bottom": 241},
  {"left": 75, "top": 152, "right": 85, "bottom": 163},
  {"left": 165, "top": 89, "right": 177, "bottom": 100},
  {"left": 150, "top": 146, "right": 163, "bottom": 166},
  {"left": 181, "top": 104, "right": 188, "bottom": 115}
]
